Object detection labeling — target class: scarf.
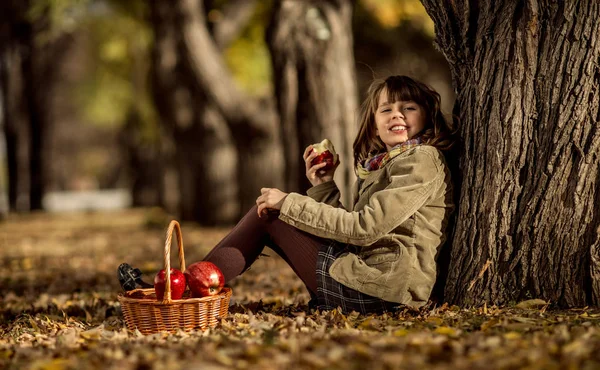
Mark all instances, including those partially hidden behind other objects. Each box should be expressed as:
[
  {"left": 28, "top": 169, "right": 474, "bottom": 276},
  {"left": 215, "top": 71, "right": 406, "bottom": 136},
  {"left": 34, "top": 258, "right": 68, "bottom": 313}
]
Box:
[{"left": 356, "top": 137, "right": 422, "bottom": 179}]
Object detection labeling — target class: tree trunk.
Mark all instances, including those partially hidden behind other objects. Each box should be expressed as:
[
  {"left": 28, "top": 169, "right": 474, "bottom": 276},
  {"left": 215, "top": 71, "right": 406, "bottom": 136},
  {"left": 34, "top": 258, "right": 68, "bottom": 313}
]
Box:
[
  {"left": 119, "top": 109, "right": 165, "bottom": 207},
  {"left": 173, "top": 0, "right": 283, "bottom": 218},
  {"left": 209, "top": 0, "right": 259, "bottom": 49},
  {"left": 149, "top": 0, "right": 240, "bottom": 225},
  {"left": 421, "top": 0, "right": 600, "bottom": 306},
  {"left": 1, "top": 27, "right": 30, "bottom": 212},
  {"left": 1, "top": 1, "right": 69, "bottom": 212},
  {"left": 266, "top": 0, "right": 358, "bottom": 202},
  {"left": 0, "top": 54, "right": 8, "bottom": 218}
]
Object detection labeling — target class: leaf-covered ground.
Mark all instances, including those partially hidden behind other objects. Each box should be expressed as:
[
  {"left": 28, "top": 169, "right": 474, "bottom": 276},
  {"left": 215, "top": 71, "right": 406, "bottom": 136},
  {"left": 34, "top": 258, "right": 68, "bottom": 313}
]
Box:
[{"left": 2, "top": 209, "right": 600, "bottom": 370}]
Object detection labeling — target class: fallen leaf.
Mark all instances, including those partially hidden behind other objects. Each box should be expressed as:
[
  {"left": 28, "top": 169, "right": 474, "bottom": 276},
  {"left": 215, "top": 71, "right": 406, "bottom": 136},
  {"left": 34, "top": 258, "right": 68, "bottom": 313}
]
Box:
[
  {"left": 480, "top": 318, "right": 499, "bottom": 331},
  {"left": 515, "top": 299, "right": 547, "bottom": 309},
  {"left": 503, "top": 331, "right": 521, "bottom": 340},
  {"left": 435, "top": 326, "right": 459, "bottom": 336}
]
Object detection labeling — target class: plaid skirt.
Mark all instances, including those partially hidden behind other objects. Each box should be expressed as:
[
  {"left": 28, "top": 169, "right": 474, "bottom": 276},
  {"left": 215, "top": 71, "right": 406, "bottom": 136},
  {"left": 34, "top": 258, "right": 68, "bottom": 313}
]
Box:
[{"left": 315, "top": 242, "right": 399, "bottom": 315}]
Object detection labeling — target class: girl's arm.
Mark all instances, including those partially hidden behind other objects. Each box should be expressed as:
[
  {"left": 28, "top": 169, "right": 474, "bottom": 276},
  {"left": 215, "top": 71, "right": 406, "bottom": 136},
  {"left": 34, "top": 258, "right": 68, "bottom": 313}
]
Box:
[
  {"left": 306, "top": 181, "right": 346, "bottom": 209},
  {"left": 279, "top": 148, "right": 444, "bottom": 246}
]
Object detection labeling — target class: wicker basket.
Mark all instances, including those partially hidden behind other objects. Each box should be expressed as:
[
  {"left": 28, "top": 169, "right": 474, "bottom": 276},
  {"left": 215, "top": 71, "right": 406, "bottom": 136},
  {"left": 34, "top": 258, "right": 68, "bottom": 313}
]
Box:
[{"left": 117, "top": 220, "right": 231, "bottom": 335}]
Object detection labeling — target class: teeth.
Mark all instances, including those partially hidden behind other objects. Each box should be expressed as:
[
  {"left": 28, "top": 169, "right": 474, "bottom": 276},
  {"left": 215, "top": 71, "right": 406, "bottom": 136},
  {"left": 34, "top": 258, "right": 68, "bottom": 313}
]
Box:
[{"left": 390, "top": 126, "right": 406, "bottom": 131}]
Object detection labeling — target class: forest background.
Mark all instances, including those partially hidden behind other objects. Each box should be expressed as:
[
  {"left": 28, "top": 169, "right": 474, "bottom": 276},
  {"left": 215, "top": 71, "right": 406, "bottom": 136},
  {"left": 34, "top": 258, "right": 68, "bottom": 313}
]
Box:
[
  {"left": 3, "top": 1, "right": 600, "bottom": 369},
  {"left": 0, "top": 0, "right": 453, "bottom": 223}
]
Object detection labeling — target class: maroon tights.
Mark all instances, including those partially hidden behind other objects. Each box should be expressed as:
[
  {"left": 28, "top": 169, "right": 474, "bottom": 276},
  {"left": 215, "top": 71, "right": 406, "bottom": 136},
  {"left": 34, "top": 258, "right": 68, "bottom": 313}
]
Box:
[{"left": 203, "top": 205, "right": 325, "bottom": 295}]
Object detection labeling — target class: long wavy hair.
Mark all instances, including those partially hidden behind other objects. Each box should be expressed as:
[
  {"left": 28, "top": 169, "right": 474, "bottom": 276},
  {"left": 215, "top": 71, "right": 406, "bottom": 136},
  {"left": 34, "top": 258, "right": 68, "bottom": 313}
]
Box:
[{"left": 353, "top": 75, "right": 456, "bottom": 168}]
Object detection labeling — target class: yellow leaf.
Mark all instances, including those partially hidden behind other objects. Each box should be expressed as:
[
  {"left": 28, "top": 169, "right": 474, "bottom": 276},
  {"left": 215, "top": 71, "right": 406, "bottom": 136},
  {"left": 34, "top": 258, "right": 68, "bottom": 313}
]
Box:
[
  {"left": 29, "top": 317, "right": 40, "bottom": 332},
  {"left": 351, "top": 343, "right": 373, "bottom": 357},
  {"left": 563, "top": 340, "right": 587, "bottom": 356},
  {"left": 512, "top": 316, "right": 536, "bottom": 324},
  {"left": 80, "top": 327, "right": 102, "bottom": 340},
  {"left": 435, "top": 326, "right": 458, "bottom": 336},
  {"left": 30, "top": 358, "right": 70, "bottom": 370},
  {"left": 515, "top": 299, "right": 547, "bottom": 309},
  {"left": 392, "top": 329, "right": 409, "bottom": 337},
  {"left": 504, "top": 331, "right": 521, "bottom": 340},
  {"left": 359, "top": 318, "right": 382, "bottom": 331},
  {"left": 215, "top": 350, "right": 234, "bottom": 366},
  {"left": 426, "top": 316, "right": 444, "bottom": 326},
  {"left": 480, "top": 318, "right": 499, "bottom": 331}
]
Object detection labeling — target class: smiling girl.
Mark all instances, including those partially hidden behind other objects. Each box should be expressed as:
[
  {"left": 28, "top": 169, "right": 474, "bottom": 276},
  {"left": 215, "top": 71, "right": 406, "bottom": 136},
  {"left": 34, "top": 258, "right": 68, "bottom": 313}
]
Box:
[{"left": 203, "top": 75, "right": 457, "bottom": 314}]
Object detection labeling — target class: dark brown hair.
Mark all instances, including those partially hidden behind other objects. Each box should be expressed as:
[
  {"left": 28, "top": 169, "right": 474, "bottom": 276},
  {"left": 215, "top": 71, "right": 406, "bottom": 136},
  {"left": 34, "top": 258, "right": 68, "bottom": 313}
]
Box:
[{"left": 353, "top": 75, "right": 456, "bottom": 168}]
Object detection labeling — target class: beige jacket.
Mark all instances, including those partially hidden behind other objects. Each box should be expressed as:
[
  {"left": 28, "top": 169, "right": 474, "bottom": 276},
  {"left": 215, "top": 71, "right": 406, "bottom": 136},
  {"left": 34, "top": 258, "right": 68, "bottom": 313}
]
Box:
[{"left": 279, "top": 145, "right": 454, "bottom": 308}]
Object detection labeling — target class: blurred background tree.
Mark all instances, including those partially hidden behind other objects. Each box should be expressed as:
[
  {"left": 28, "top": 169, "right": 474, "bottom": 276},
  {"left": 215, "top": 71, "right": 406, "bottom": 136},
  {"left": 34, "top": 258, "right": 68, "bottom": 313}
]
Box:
[
  {"left": 1, "top": 0, "right": 83, "bottom": 215},
  {"left": 0, "top": 0, "right": 452, "bottom": 223}
]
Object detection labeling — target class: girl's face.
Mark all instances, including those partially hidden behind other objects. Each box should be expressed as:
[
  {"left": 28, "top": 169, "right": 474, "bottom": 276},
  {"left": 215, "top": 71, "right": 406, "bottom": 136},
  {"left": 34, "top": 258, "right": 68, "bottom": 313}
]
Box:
[{"left": 375, "top": 88, "right": 426, "bottom": 151}]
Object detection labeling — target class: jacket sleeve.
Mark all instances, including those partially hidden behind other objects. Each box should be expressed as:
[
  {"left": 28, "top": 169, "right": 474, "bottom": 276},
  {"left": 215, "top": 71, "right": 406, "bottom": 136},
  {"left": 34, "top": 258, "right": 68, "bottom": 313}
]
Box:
[
  {"left": 306, "top": 181, "right": 345, "bottom": 209},
  {"left": 278, "top": 149, "right": 442, "bottom": 246}
]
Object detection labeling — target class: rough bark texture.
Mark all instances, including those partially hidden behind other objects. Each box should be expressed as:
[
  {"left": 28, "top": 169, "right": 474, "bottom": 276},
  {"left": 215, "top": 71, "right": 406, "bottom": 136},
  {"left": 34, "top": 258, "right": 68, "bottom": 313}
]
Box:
[
  {"left": 266, "top": 0, "right": 358, "bottom": 201},
  {"left": 421, "top": 0, "right": 600, "bottom": 306},
  {"left": 0, "top": 55, "right": 8, "bottom": 218}
]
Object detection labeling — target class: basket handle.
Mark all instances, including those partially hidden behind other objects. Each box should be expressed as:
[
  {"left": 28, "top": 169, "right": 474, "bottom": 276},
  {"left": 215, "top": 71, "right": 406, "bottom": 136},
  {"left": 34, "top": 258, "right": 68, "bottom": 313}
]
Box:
[{"left": 163, "top": 220, "right": 186, "bottom": 302}]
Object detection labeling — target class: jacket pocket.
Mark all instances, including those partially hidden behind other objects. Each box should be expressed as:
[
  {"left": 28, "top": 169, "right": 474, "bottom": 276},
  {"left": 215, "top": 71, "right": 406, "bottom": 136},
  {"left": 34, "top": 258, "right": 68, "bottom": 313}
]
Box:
[{"left": 360, "top": 245, "right": 400, "bottom": 265}]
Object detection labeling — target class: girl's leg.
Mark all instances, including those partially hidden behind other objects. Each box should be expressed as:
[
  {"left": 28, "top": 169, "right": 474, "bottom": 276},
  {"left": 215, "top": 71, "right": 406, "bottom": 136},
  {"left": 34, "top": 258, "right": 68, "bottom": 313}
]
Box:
[{"left": 203, "top": 205, "right": 324, "bottom": 294}]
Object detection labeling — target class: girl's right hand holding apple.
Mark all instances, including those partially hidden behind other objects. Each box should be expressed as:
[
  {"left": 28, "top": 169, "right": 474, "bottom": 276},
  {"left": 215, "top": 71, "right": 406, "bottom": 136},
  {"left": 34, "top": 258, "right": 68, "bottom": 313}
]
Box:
[{"left": 303, "top": 145, "right": 339, "bottom": 187}]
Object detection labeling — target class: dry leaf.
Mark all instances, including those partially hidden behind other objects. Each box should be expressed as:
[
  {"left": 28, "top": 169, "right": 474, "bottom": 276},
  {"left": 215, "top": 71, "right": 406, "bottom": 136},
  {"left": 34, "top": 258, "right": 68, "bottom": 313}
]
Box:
[
  {"left": 3, "top": 210, "right": 600, "bottom": 370},
  {"left": 434, "top": 326, "right": 459, "bottom": 336},
  {"left": 515, "top": 299, "right": 548, "bottom": 309}
]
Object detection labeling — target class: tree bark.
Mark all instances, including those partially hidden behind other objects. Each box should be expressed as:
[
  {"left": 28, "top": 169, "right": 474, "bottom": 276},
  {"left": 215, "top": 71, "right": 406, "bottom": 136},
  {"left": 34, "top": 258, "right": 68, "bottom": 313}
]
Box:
[
  {"left": 421, "top": 0, "right": 600, "bottom": 306},
  {"left": 1, "top": 1, "right": 70, "bottom": 212},
  {"left": 1, "top": 3, "right": 31, "bottom": 212},
  {"left": 210, "top": 0, "right": 259, "bottom": 50},
  {"left": 0, "top": 54, "right": 8, "bottom": 218},
  {"left": 174, "top": 0, "right": 283, "bottom": 218},
  {"left": 118, "top": 109, "right": 165, "bottom": 207},
  {"left": 266, "top": 0, "right": 358, "bottom": 201},
  {"left": 26, "top": 31, "right": 67, "bottom": 210},
  {"left": 149, "top": 0, "right": 240, "bottom": 225}
]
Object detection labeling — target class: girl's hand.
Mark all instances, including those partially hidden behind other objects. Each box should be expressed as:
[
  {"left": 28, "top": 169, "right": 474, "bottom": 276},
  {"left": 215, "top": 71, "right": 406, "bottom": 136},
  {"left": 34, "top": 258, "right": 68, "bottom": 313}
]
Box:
[
  {"left": 303, "top": 145, "right": 340, "bottom": 187},
  {"left": 256, "top": 188, "right": 288, "bottom": 217}
]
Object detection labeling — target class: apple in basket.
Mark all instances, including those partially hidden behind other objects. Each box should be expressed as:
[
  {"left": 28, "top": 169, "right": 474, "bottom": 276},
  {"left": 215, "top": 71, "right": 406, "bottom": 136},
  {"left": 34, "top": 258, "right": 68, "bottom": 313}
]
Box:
[
  {"left": 154, "top": 268, "right": 187, "bottom": 300},
  {"left": 311, "top": 139, "right": 337, "bottom": 171},
  {"left": 184, "top": 261, "right": 225, "bottom": 298}
]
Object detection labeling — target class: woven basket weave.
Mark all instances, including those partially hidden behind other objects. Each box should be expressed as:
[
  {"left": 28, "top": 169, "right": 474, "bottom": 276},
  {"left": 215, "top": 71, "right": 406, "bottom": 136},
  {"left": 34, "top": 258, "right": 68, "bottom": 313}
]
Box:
[{"left": 117, "top": 220, "right": 231, "bottom": 334}]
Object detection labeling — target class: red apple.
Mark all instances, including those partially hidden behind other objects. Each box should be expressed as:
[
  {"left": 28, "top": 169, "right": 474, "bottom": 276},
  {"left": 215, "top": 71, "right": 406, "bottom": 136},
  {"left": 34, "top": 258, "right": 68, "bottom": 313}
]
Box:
[
  {"left": 310, "top": 139, "right": 337, "bottom": 171},
  {"left": 184, "top": 261, "right": 225, "bottom": 298},
  {"left": 154, "top": 268, "right": 186, "bottom": 300}
]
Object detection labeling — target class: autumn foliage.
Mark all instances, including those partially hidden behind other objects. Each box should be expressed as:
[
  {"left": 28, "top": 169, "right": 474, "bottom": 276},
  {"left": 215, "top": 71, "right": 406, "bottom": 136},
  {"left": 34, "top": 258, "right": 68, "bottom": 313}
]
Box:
[{"left": 0, "top": 210, "right": 599, "bottom": 369}]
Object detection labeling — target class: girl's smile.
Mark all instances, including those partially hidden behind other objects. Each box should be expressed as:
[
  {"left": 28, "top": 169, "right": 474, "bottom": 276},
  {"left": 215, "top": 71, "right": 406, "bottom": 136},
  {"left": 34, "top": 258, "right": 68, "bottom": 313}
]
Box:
[{"left": 375, "top": 89, "right": 426, "bottom": 151}]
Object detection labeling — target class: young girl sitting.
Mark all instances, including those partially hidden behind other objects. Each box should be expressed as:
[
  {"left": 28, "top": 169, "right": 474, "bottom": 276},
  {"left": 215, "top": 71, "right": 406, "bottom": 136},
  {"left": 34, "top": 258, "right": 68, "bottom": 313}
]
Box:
[{"left": 203, "top": 75, "right": 456, "bottom": 314}]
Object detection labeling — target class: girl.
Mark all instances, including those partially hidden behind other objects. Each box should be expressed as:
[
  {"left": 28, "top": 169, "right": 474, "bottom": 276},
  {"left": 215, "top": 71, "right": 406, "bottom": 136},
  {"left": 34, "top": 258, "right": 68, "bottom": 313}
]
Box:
[{"left": 203, "top": 75, "right": 456, "bottom": 314}]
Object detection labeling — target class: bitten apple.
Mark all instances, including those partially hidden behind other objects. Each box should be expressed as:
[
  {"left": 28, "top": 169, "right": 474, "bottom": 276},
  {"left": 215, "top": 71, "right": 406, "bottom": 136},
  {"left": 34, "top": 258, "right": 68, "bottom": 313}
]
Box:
[
  {"left": 154, "top": 268, "right": 186, "bottom": 300},
  {"left": 184, "top": 261, "right": 225, "bottom": 298},
  {"left": 310, "top": 139, "right": 337, "bottom": 171}
]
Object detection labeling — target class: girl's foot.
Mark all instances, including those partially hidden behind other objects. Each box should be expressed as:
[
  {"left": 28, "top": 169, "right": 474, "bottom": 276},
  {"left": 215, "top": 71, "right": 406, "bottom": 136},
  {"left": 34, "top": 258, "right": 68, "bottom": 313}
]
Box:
[{"left": 117, "top": 263, "right": 153, "bottom": 291}]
